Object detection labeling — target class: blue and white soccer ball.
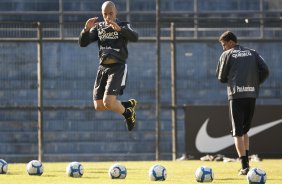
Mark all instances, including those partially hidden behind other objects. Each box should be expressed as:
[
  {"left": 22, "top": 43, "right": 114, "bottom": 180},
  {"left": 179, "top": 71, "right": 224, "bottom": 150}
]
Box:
[
  {"left": 66, "top": 161, "right": 84, "bottom": 178},
  {"left": 195, "top": 166, "right": 214, "bottom": 182},
  {"left": 108, "top": 163, "right": 127, "bottom": 179},
  {"left": 149, "top": 164, "right": 167, "bottom": 181},
  {"left": 247, "top": 167, "right": 267, "bottom": 184},
  {"left": 0, "top": 159, "right": 8, "bottom": 174},
  {"left": 26, "top": 160, "right": 43, "bottom": 176}
]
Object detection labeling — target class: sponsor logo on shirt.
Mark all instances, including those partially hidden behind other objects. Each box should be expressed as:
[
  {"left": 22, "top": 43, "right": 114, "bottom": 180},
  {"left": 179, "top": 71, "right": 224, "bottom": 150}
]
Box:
[
  {"left": 98, "top": 28, "right": 119, "bottom": 41},
  {"left": 236, "top": 86, "right": 255, "bottom": 92},
  {"left": 228, "top": 86, "right": 255, "bottom": 95},
  {"left": 231, "top": 50, "right": 252, "bottom": 58}
]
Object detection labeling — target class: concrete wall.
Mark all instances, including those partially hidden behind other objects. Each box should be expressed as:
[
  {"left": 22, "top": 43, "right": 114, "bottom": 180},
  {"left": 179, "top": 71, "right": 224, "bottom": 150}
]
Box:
[{"left": 0, "top": 41, "right": 281, "bottom": 162}]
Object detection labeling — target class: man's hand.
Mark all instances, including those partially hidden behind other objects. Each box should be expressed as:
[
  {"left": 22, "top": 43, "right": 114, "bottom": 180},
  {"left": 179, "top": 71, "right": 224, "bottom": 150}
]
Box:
[
  {"left": 108, "top": 20, "right": 121, "bottom": 32},
  {"left": 84, "top": 17, "right": 99, "bottom": 32}
]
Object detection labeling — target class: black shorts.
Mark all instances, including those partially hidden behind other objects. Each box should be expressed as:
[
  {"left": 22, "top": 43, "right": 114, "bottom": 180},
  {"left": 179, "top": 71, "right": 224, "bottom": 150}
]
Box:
[
  {"left": 229, "top": 98, "right": 256, "bottom": 137},
  {"left": 93, "top": 63, "right": 127, "bottom": 100}
]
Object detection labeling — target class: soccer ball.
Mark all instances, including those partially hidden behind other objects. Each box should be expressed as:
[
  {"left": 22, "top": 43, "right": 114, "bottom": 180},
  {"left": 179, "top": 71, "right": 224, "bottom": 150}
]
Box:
[
  {"left": 66, "top": 162, "right": 84, "bottom": 177},
  {"left": 247, "top": 167, "right": 267, "bottom": 184},
  {"left": 26, "top": 160, "right": 43, "bottom": 176},
  {"left": 0, "top": 159, "right": 8, "bottom": 174},
  {"left": 108, "top": 163, "right": 127, "bottom": 179},
  {"left": 195, "top": 166, "right": 214, "bottom": 182},
  {"left": 149, "top": 164, "right": 167, "bottom": 181}
]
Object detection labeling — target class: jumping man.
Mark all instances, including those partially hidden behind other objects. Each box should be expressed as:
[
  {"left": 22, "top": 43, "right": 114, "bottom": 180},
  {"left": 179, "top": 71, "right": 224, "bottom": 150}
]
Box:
[{"left": 79, "top": 1, "right": 138, "bottom": 131}]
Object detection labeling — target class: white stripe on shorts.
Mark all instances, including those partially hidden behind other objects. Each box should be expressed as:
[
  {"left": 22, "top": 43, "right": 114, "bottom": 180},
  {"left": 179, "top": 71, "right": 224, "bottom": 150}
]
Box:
[
  {"left": 229, "top": 100, "right": 236, "bottom": 136},
  {"left": 121, "top": 64, "right": 127, "bottom": 87}
]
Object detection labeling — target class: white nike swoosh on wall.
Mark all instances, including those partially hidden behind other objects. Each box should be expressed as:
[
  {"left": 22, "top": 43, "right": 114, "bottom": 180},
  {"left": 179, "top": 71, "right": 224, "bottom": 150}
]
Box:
[{"left": 195, "top": 118, "right": 282, "bottom": 153}]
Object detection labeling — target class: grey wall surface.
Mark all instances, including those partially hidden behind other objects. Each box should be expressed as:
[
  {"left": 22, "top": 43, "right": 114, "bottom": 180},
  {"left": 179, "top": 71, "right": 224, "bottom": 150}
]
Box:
[{"left": 0, "top": 40, "right": 281, "bottom": 162}]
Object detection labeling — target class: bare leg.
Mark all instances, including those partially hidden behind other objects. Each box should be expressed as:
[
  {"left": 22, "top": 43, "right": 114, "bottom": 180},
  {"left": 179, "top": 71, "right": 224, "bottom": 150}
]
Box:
[
  {"left": 243, "top": 133, "right": 250, "bottom": 166},
  {"left": 95, "top": 95, "right": 135, "bottom": 131},
  {"left": 234, "top": 136, "right": 246, "bottom": 157},
  {"left": 103, "top": 95, "right": 125, "bottom": 114},
  {"left": 94, "top": 99, "right": 107, "bottom": 111},
  {"left": 235, "top": 134, "right": 250, "bottom": 173},
  {"left": 243, "top": 134, "right": 249, "bottom": 151},
  {"left": 94, "top": 96, "right": 125, "bottom": 114}
]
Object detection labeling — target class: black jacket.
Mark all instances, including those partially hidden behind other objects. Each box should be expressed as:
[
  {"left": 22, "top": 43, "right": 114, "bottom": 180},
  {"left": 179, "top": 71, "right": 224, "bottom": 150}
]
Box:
[
  {"left": 216, "top": 45, "right": 269, "bottom": 100},
  {"left": 79, "top": 19, "right": 138, "bottom": 64}
]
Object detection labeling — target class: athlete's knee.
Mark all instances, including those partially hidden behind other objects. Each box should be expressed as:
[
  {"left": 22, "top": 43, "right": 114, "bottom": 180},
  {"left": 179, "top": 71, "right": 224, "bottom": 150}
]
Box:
[
  {"left": 103, "top": 98, "right": 114, "bottom": 110},
  {"left": 94, "top": 100, "right": 106, "bottom": 111},
  {"left": 103, "top": 99, "right": 113, "bottom": 109}
]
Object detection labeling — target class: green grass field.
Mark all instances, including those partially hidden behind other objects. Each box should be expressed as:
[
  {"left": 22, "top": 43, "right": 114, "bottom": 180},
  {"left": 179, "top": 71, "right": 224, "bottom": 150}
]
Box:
[{"left": 1, "top": 160, "right": 282, "bottom": 184}]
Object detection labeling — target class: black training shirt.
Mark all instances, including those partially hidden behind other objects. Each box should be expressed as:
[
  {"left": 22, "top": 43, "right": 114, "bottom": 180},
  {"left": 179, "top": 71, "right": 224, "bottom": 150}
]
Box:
[
  {"left": 79, "top": 19, "right": 138, "bottom": 64},
  {"left": 216, "top": 45, "right": 269, "bottom": 100}
]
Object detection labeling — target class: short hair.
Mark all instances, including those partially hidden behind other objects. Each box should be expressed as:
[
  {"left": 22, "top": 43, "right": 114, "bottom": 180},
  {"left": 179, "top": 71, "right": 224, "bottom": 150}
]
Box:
[
  {"left": 219, "top": 31, "right": 237, "bottom": 43},
  {"left": 101, "top": 1, "right": 116, "bottom": 11}
]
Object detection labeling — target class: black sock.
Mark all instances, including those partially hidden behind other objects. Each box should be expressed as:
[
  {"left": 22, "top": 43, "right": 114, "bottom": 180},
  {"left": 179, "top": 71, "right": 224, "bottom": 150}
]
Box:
[
  {"left": 121, "top": 101, "right": 131, "bottom": 108},
  {"left": 246, "top": 150, "right": 249, "bottom": 158},
  {"left": 240, "top": 156, "right": 249, "bottom": 169},
  {"left": 246, "top": 150, "right": 250, "bottom": 167},
  {"left": 122, "top": 108, "right": 131, "bottom": 118}
]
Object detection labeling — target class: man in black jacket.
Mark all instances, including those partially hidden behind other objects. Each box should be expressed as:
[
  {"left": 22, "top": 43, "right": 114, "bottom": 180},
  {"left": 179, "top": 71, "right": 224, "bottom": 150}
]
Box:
[
  {"left": 79, "top": 1, "right": 138, "bottom": 131},
  {"left": 216, "top": 31, "right": 269, "bottom": 175}
]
